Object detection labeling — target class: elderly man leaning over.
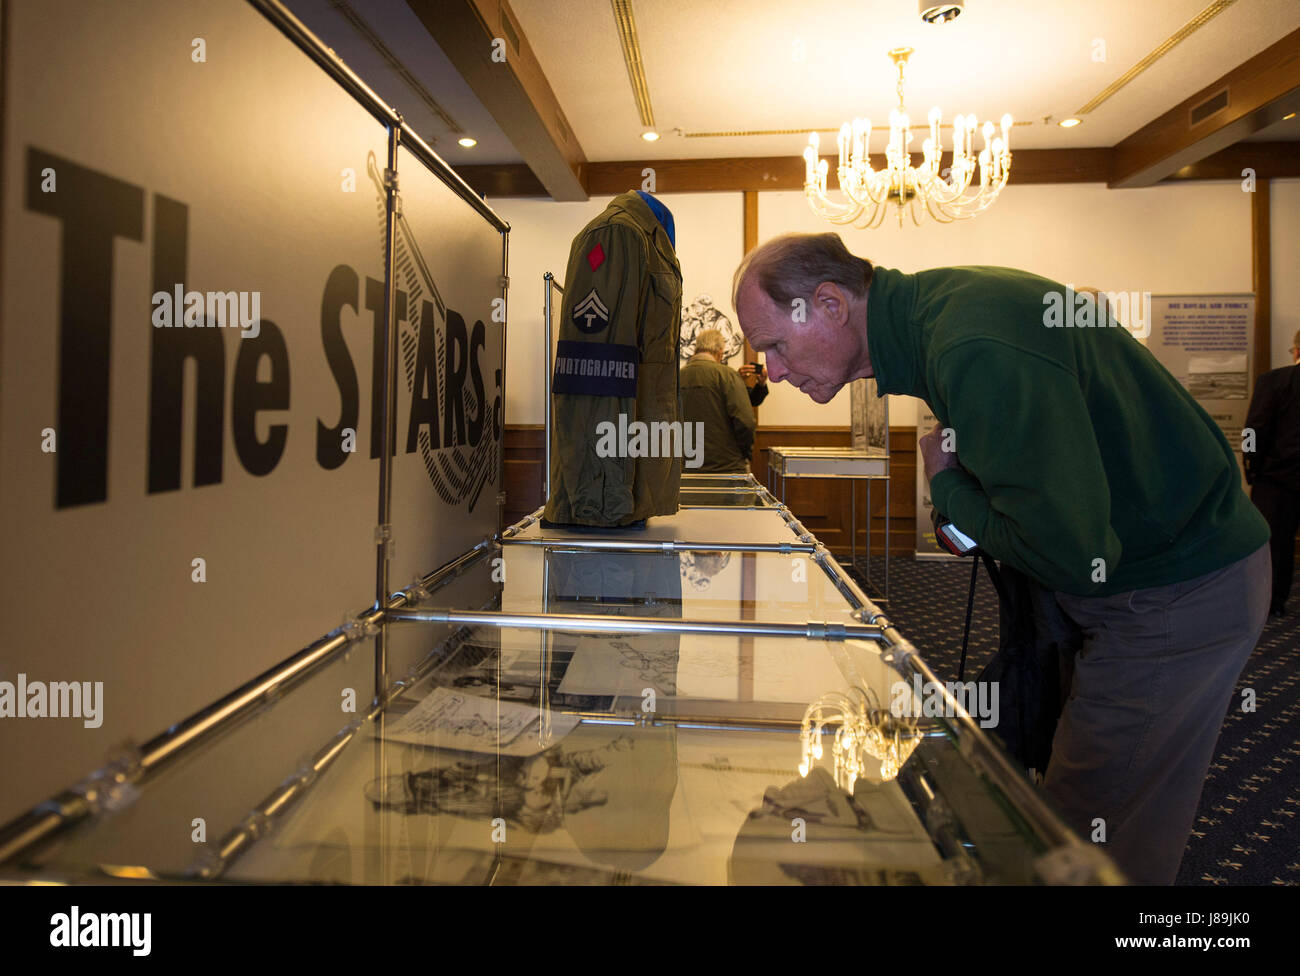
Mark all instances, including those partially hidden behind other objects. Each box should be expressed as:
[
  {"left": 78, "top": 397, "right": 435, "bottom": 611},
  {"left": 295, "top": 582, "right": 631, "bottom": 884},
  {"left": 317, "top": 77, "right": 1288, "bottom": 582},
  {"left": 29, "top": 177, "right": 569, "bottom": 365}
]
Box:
[
  {"left": 731, "top": 231, "right": 1270, "bottom": 885},
  {"left": 678, "top": 328, "right": 756, "bottom": 473}
]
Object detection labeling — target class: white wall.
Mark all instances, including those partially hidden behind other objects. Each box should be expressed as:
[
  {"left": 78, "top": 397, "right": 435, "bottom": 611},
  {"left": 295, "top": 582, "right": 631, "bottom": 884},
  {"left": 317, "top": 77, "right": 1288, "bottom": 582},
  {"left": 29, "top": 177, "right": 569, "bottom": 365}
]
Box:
[
  {"left": 495, "top": 192, "right": 743, "bottom": 424},
  {"left": 1271, "top": 179, "right": 1300, "bottom": 369},
  {"left": 759, "top": 181, "right": 1254, "bottom": 428},
  {"left": 499, "top": 180, "right": 1293, "bottom": 428}
]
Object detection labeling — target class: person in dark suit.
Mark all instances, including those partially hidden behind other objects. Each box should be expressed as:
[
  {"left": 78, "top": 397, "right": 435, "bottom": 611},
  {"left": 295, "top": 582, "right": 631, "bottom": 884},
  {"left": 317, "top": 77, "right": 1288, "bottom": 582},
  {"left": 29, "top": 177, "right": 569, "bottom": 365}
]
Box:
[{"left": 1244, "top": 330, "right": 1300, "bottom": 615}]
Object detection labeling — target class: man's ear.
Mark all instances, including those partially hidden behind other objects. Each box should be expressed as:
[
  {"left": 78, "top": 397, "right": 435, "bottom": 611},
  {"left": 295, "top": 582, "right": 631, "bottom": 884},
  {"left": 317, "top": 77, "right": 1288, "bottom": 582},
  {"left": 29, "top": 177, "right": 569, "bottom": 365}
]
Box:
[{"left": 812, "top": 281, "right": 849, "bottom": 327}]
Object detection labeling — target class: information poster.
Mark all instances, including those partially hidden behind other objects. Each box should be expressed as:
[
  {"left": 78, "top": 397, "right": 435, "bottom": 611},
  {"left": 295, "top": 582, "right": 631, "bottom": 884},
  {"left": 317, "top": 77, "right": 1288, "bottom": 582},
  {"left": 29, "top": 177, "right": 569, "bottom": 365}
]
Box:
[
  {"left": 850, "top": 378, "right": 888, "bottom": 453},
  {"left": 1149, "top": 295, "right": 1254, "bottom": 455},
  {"left": 914, "top": 406, "right": 949, "bottom": 558}
]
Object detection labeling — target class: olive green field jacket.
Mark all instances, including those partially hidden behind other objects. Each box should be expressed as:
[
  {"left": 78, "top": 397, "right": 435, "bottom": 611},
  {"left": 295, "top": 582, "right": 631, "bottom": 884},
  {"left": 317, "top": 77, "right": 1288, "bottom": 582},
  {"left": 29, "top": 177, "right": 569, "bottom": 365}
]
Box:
[{"left": 544, "top": 192, "right": 683, "bottom": 526}]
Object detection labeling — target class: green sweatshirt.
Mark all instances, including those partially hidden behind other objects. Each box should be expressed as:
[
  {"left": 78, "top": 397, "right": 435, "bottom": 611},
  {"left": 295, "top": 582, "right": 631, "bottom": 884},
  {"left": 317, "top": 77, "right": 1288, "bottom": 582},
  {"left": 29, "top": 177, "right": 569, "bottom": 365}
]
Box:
[{"left": 866, "top": 265, "right": 1268, "bottom": 596}]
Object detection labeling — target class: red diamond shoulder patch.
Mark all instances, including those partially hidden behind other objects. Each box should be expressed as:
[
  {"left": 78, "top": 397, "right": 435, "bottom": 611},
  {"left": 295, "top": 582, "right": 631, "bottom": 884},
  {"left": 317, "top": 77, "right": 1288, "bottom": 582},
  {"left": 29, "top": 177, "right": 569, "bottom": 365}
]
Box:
[{"left": 586, "top": 243, "right": 606, "bottom": 271}]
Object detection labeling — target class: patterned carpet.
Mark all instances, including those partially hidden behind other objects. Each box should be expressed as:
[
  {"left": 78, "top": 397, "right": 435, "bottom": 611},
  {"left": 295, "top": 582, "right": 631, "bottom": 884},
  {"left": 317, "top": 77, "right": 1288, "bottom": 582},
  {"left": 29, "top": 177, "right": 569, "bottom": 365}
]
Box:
[{"left": 850, "top": 553, "right": 1300, "bottom": 886}]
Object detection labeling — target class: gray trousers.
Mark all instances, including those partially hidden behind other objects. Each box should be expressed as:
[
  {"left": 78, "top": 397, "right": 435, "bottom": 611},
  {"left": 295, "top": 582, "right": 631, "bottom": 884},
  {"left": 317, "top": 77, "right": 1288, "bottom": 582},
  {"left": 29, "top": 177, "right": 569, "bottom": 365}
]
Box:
[{"left": 1046, "top": 543, "right": 1270, "bottom": 884}]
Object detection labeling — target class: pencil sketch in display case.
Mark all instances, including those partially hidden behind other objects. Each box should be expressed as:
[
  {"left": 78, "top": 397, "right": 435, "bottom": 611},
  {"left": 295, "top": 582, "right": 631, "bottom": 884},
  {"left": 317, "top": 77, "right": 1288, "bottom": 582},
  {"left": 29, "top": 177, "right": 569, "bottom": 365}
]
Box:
[
  {"left": 678, "top": 294, "right": 743, "bottom": 365},
  {"left": 243, "top": 706, "right": 947, "bottom": 884},
  {"left": 851, "top": 378, "right": 888, "bottom": 452},
  {"left": 230, "top": 627, "right": 950, "bottom": 884}
]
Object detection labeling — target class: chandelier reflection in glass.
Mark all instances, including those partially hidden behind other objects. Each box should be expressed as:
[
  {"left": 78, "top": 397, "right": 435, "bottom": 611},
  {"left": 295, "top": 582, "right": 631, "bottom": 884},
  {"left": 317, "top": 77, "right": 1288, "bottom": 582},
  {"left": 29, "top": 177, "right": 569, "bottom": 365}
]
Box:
[
  {"left": 803, "top": 47, "right": 1012, "bottom": 228},
  {"left": 799, "top": 686, "right": 921, "bottom": 790}
]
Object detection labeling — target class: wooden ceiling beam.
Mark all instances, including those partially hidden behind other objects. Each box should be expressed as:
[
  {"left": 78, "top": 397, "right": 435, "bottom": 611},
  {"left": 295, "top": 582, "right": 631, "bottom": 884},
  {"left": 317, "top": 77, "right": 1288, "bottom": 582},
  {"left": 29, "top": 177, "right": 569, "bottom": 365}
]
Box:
[
  {"left": 454, "top": 149, "right": 1114, "bottom": 198},
  {"left": 588, "top": 149, "right": 1117, "bottom": 194},
  {"left": 1159, "top": 141, "right": 1300, "bottom": 181},
  {"left": 1110, "top": 27, "right": 1300, "bottom": 188},
  {"left": 452, "top": 142, "right": 1298, "bottom": 198},
  {"left": 406, "top": 0, "right": 588, "bottom": 201}
]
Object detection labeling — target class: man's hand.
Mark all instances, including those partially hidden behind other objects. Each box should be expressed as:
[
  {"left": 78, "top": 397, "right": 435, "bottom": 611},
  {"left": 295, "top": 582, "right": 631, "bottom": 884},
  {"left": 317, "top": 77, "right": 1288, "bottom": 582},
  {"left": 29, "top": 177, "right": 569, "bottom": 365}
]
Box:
[
  {"left": 738, "top": 363, "right": 765, "bottom": 390},
  {"left": 919, "top": 422, "right": 961, "bottom": 483}
]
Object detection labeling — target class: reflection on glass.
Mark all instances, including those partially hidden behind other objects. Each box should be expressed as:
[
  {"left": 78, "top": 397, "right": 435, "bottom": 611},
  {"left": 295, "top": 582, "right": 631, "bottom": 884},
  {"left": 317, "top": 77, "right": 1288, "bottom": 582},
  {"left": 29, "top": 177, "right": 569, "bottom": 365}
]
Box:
[{"left": 800, "top": 687, "right": 922, "bottom": 789}]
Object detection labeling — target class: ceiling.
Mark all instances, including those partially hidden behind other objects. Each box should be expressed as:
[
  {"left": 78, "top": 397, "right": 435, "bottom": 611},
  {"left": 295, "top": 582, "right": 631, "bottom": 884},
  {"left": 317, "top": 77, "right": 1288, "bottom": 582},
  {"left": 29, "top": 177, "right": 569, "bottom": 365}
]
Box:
[
  {"left": 284, "top": 0, "right": 1300, "bottom": 170},
  {"left": 510, "top": 0, "right": 1300, "bottom": 158},
  {"left": 283, "top": 0, "right": 519, "bottom": 163}
]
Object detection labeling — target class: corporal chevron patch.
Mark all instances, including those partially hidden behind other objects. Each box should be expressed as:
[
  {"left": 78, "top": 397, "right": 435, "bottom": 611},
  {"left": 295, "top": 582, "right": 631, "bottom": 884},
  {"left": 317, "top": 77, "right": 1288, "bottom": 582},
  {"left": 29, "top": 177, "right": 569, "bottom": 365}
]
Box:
[{"left": 572, "top": 288, "right": 610, "bottom": 333}]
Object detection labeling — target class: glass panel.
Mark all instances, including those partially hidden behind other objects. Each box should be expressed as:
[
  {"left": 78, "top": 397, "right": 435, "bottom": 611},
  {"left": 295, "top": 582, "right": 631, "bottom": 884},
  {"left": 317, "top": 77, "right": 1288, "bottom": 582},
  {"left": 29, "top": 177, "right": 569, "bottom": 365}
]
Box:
[
  {"left": 28, "top": 560, "right": 1052, "bottom": 885},
  {"left": 499, "top": 546, "right": 856, "bottom": 625},
  {"left": 14, "top": 480, "right": 1088, "bottom": 884},
  {"left": 678, "top": 489, "right": 771, "bottom": 507},
  {"left": 680, "top": 474, "right": 757, "bottom": 488},
  {"left": 510, "top": 506, "right": 801, "bottom": 547}
]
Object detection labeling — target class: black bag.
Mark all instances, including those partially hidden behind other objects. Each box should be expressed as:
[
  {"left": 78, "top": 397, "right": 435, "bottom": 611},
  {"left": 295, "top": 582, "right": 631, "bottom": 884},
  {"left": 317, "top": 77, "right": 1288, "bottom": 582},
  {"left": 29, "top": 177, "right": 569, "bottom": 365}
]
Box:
[{"left": 974, "top": 556, "right": 1083, "bottom": 779}]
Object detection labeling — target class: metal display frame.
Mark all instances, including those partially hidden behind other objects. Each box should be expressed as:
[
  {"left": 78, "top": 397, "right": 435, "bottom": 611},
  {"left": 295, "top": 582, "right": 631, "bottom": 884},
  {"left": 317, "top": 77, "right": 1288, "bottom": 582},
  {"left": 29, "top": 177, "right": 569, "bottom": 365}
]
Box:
[
  {"left": 542, "top": 272, "right": 564, "bottom": 501},
  {"left": 0, "top": 0, "right": 510, "bottom": 867}
]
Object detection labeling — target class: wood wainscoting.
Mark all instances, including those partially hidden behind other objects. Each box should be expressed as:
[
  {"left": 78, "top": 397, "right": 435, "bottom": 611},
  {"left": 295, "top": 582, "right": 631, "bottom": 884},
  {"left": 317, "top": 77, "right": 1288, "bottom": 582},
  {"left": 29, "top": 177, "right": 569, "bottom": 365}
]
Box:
[{"left": 502, "top": 425, "right": 917, "bottom": 555}]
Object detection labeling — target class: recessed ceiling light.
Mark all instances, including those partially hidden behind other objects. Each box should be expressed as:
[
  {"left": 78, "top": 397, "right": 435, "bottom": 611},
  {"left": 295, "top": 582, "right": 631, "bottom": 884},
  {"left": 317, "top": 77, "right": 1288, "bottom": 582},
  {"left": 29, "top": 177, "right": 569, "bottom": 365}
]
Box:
[
  {"left": 458, "top": 137, "right": 477, "bottom": 148},
  {"left": 920, "top": 1, "right": 963, "bottom": 24},
  {"left": 1059, "top": 117, "right": 1082, "bottom": 128},
  {"left": 1284, "top": 112, "right": 1297, "bottom": 121},
  {"left": 641, "top": 130, "right": 660, "bottom": 142}
]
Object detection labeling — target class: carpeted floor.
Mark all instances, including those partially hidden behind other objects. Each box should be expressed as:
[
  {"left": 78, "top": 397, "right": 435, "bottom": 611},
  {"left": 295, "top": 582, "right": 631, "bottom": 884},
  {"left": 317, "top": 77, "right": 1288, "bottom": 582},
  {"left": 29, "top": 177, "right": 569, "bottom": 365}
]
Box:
[{"left": 850, "top": 552, "right": 1300, "bottom": 886}]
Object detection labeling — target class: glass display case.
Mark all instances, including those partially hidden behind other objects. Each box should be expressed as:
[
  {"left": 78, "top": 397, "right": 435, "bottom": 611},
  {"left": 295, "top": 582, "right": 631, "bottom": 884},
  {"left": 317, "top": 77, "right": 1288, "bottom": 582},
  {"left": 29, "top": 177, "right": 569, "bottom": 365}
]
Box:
[{"left": 0, "top": 476, "right": 1120, "bottom": 885}]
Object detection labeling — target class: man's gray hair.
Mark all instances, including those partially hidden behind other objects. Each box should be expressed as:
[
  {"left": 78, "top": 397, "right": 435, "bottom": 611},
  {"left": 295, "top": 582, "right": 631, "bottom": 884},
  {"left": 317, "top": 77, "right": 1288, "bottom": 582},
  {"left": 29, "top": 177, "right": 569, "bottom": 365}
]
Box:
[
  {"left": 1293, "top": 328, "right": 1300, "bottom": 349},
  {"left": 732, "top": 232, "right": 874, "bottom": 310},
  {"left": 694, "top": 328, "right": 726, "bottom": 355}
]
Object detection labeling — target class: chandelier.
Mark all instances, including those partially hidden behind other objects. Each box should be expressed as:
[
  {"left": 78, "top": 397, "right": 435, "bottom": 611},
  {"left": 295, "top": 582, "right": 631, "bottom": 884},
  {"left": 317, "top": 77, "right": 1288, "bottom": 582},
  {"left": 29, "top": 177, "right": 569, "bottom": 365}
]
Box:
[{"left": 803, "top": 47, "right": 1012, "bottom": 227}]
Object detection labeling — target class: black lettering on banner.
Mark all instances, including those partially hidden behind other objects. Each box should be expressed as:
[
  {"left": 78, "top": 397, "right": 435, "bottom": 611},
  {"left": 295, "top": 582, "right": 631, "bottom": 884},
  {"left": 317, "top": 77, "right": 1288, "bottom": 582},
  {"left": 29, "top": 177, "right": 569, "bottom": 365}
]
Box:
[
  {"left": 407, "top": 299, "right": 441, "bottom": 453},
  {"left": 233, "top": 319, "right": 290, "bottom": 475},
  {"left": 24, "top": 151, "right": 501, "bottom": 506},
  {"left": 147, "top": 194, "right": 225, "bottom": 495},
  {"left": 364, "top": 277, "right": 404, "bottom": 460},
  {"left": 26, "top": 148, "right": 143, "bottom": 508},
  {"left": 467, "top": 319, "right": 486, "bottom": 447},
  {"left": 443, "top": 310, "right": 469, "bottom": 447},
  {"left": 317, "top": 265, "right": 359, "bottom": 470}
]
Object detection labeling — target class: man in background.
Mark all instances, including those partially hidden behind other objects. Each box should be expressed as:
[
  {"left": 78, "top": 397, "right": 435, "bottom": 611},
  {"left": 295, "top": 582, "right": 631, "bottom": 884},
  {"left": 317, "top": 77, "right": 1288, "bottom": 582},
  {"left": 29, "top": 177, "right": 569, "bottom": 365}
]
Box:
[
  {"left": 1244, "top": 330, "right": 1300, "bottom": 615},
  {"left": 679, "top": 329, "right": 756, "bottom": 473}
]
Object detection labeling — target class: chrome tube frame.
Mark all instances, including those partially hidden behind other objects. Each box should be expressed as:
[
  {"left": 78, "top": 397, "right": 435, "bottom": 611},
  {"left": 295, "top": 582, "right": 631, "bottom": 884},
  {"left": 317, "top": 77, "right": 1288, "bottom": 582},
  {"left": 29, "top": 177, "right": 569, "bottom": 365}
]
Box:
[
  {"left": 0, "top": 613, "right": 373, "bottom": 866},
  {"left": 542, "top": 273, "right": 563, "bottom": 501},
  {"left": 0, "top": 538, "right": 496, "bottom": 868},
  {"left": 373, "top": 123, "right": 401, "bottom": 702},
  {"left": 386, "top": 606, "right": 881, "bottom": 641},
  {"left": 502, "top": 537, "right": 816, "bottom": 553}
]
